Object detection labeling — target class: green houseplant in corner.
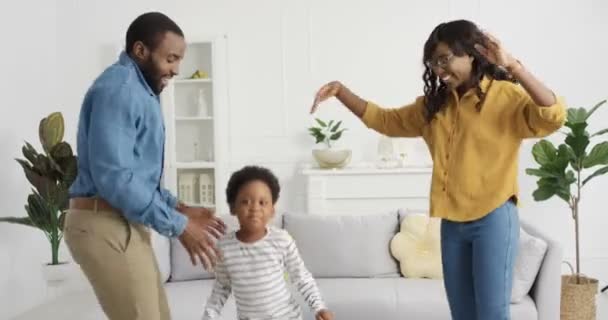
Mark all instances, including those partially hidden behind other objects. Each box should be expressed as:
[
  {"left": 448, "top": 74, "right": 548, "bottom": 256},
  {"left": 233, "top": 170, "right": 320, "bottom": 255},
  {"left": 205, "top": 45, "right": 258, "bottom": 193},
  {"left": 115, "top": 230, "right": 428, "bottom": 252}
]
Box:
[
  {"left": 308, "top": 118, "right": 351, "bottom": 169},
  {"left": 526, "top": 99, "right": 607, "bottom": 320},
  {"left": 0, "top": 112, "right": 77, "bottom": 284}
]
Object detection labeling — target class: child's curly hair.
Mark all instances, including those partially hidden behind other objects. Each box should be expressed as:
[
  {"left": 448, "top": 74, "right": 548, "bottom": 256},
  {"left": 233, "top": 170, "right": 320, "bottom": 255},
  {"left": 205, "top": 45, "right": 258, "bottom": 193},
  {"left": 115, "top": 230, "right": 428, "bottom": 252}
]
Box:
[{"left": 225, "top": 166, "right": 280, "bottom": 213}]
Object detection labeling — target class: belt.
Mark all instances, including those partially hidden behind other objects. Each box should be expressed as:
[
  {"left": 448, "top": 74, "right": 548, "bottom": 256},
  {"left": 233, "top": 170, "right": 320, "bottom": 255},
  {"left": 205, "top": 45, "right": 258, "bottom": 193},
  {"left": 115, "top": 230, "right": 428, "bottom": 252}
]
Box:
[{"left": 69, "top": 197, "right": 117, "bottom": 212}]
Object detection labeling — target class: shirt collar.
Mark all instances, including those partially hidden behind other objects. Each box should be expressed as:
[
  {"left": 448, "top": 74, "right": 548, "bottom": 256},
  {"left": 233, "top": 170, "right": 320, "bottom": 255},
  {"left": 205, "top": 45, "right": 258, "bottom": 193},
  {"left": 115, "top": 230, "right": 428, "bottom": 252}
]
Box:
[
  {"left": 450, "top": 75, "right": 493, "bottom": 104},
  {"left": 118, "top": 51, "right": 157, "bottom": 97}
]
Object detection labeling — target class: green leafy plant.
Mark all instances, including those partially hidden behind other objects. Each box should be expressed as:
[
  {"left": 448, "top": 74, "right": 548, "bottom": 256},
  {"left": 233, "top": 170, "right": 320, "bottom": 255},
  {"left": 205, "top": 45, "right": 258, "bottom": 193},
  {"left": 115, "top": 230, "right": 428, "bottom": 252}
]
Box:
[
  {"left": 526, "top": 99, "right": 608, "bottom": 282},
  {"left": 308, "top": 118, "right": 347, "bottom": 148},
  {"left": 0, "top": 112, "right": 77, "bottom": 265}
]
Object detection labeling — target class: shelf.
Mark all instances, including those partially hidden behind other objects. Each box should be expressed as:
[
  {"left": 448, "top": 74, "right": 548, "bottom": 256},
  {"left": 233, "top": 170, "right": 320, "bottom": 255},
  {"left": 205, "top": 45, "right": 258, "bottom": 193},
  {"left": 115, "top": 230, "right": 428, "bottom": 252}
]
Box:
[
  {"left": 175, "top": 161, "right": 215, "bottom": 169},
  {"left": 175, "top": 116, "right": 213, "bottom": 121},
  {"left": 174, "top": 78, "right": 212, "bottom": 84}
]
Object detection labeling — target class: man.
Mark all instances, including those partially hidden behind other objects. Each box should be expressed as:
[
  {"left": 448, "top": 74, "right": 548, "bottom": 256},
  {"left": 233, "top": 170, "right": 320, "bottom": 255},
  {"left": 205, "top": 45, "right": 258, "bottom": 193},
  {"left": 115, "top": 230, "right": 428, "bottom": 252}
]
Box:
[{"left": 64, "top": 12, "right": 225, "bottom": 320}]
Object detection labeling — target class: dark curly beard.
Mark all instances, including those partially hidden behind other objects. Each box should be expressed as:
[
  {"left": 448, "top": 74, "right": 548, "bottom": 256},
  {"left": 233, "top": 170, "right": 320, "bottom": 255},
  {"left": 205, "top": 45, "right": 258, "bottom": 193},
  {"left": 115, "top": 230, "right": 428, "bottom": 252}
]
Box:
[{"left": 139, "top": 57, "right": 163, "bottom": 95}]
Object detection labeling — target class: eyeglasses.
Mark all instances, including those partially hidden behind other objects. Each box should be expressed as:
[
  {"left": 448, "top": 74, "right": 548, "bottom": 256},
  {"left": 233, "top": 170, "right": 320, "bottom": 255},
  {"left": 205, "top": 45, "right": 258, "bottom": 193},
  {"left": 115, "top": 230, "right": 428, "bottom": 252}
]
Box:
[{"left": 425, "top": 53, "right": 454, "bottom": 69}]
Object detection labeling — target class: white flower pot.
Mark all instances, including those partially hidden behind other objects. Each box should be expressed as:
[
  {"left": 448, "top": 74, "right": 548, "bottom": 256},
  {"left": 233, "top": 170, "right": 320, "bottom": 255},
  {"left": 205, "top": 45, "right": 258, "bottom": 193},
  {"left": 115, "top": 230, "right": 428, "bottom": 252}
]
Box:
[
  {"left": 312, "top": 149, "right": 352, "bottom": 169},
  {"left": 41, "top": 262, "right": 73, "bottom": 286}
]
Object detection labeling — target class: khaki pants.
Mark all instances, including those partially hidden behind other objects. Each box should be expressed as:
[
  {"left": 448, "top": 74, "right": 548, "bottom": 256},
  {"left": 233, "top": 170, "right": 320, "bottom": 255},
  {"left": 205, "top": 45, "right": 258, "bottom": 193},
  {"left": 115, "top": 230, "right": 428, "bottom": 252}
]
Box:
[{"left": 64, "top": 208, "right": 171, "bottom": 320}]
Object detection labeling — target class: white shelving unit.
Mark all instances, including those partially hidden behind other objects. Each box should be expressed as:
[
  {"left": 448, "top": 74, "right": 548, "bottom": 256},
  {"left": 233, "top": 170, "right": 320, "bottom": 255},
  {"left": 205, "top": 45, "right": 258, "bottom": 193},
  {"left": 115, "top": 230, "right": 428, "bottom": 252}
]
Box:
[{"left": 160, "top": 36, "right": 228, "bottom": 212}]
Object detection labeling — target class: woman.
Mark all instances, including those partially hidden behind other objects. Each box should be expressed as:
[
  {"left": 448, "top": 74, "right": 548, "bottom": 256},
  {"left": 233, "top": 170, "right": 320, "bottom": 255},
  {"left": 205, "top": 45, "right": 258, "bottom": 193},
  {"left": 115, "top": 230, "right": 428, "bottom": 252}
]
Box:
[{"left": 310, "top": 20, "right": 565, "bottom": 320}]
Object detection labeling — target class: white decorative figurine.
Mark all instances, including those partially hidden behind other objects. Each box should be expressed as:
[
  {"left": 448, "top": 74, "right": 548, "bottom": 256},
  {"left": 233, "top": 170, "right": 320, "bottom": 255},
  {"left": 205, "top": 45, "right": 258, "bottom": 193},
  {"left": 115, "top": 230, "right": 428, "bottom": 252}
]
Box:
[
  {"left": 178, "top": 173, "right": 197, "bottom": 204},
  {"left": 199, "top": 173, "right": 214, "bottom": 206}
]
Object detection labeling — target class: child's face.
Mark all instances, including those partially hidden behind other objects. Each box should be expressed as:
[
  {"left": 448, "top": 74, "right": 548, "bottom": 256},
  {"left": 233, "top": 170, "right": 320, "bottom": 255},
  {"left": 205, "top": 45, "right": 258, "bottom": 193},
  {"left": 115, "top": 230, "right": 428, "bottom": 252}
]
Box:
[{"left": 233, "top": 180, "right": 275, "bottom": 233}]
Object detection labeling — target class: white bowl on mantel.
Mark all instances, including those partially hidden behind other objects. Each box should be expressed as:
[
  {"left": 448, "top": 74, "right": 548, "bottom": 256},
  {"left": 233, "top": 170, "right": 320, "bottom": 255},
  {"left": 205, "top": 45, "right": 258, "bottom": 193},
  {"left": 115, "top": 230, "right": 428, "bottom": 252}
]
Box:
[{"left": 312, "top": 149, "right": 352, "bottom": 169}]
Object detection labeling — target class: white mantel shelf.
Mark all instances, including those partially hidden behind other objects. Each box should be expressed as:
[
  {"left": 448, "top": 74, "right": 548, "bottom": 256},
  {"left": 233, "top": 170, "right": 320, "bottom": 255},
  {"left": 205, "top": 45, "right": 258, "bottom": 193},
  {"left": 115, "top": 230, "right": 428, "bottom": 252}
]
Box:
[
  {"left": 302, "top": 165, "right": 432, "bottom": 176},
  {"left": 301, "top": 163, "right": 433, "bottom": 215}
]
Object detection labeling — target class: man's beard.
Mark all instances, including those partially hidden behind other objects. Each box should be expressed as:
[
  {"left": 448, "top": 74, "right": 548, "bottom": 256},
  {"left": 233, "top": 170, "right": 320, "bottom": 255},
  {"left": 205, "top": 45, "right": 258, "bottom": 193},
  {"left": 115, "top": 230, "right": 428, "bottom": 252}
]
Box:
[{"left": 139, "top": 57, "right": 163, "bottom": 95}]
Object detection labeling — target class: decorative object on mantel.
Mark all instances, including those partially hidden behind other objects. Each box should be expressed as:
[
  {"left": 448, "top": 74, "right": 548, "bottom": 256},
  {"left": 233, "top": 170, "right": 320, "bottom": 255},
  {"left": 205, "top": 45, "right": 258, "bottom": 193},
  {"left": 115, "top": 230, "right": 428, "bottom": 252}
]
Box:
[
  {"left": 308, "top": 118, "right": 351, "bottom": 169},
  {"left": 526, "top": 99, "right": 608, "bottom": 320},
  {"left": 0, "top": 112, "right": 78, "bottom": 285},
  {"left": 376, "top": 136, "right": 410, "bottom": 169}
]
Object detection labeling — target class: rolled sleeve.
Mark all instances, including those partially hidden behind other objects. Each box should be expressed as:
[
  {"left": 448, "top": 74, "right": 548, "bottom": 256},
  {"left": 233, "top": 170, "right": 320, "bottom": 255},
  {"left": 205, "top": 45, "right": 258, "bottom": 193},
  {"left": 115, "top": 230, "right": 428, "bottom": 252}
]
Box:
[
  {"left": 361, "top": 97, "right": 426, "bottom": 138},
  {"left": 160, "top": 187, "right": 179, "bottom": 209},
  {"left": 514, "top": 86, "right": 567, "bottom": 138}
]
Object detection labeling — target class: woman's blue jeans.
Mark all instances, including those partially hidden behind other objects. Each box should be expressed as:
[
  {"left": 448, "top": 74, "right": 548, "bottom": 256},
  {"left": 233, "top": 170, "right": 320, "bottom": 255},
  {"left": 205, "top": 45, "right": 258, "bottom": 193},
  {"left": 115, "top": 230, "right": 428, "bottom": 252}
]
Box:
[{"left": 441, "top": 199, "right": 520, "bottom": 320}]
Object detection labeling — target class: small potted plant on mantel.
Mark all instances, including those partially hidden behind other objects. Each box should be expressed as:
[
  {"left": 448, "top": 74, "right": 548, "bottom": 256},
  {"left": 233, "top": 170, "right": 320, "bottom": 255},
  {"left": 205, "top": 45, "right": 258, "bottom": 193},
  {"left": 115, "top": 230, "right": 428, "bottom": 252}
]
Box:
[{"left": 308, "top": 118, "right": 351, "bottom": 169}]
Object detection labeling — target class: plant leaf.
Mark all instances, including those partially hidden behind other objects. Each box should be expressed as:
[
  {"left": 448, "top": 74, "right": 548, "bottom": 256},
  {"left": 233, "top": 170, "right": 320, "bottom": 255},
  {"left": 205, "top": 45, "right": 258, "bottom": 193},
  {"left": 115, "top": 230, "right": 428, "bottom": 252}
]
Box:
[
  {"left": 50, "top": 141, "right": 73, "bottom": 159},
  {"left": 16, "top": 159, "right": 56, "bottom": 199},
  {"left": 525, "top": 168, "right": 558, "bottom": 178},
  {"left": 562, "top": 145, "right": 580, "bottom": 170},
  {"left": 330, "top": 129, "right": 346, "bottom": 140},
  {"left": 565, "top": 131, "right": 590, "bottom": 159},
  {"left": 22, "top": 142, "right": 39, "bottom": 165},
  {"left": 556, "top": 189, "right": 571, "bottom": 203},
  {"left": 308, "top": 127, "right": 322, "bottom": 135},
  {"left": 565, "top": 170, "right": 577, "bottom": 184},
  {"left": 566, "top": 107, "right": 588, "bottom": 125},
  {"left": 584, "top": 99, "right": 606, "bottom": 120},
  {"left": 39, "top": 112, "right": 64, "bottom": 153},
  {"left": 0, "top": 216, "right": 36, "bottom": 228},
  {"left": 531, "top": 140, "right": 557, "bottom": 166},
  {"left": 57, "top": 156, "right": 78, "bottom": 185},
  {"left": 532, "top": 186, "right": 555, "bottom": 201},
  {"left": 314, "top": 135, "right": 325, "bottom": 144},
  {"left": 330, "top": 121, "right": 342, "bottom": 132},
  {"left": 591, "top": 128, "right": 608, "bottom": 138},
  {"left": 59, "top": 211, "right": 67, "bottom": 230},
  {"left": 543, "top": 144, "right": 571, "bottom": 174},
  {"left": 532, "top": 140, "right": 557, "bottom": 166},
  {"left": 315, "top": 118, "right": 327, "bottom": 127},
  {"left": 582, "top": 165, "right": 608, "bottom": 186},
  {"left": 582, "top": 141, "right": 608, "bottom": 168}
]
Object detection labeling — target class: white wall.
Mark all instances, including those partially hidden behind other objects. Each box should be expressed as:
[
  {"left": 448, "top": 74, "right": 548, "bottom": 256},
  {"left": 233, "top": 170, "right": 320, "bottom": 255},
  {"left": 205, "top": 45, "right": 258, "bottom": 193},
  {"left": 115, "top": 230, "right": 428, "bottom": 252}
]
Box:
[
  {"left": 1, "top": 0, "right": 607, "bottom": 317},
  {"left": 0, "top": 1, "right": 63, "bottom": 319}
]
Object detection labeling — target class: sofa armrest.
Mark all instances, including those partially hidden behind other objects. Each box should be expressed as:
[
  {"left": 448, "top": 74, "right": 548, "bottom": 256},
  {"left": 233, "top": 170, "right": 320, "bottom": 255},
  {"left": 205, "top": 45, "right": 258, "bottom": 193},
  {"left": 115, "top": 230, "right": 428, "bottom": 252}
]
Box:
[
  {"left": 150, "top": 230, "right": 171, "bottom": 283},
  {"left": 521, "top": 221, "right": 563, "bottom": 320}
]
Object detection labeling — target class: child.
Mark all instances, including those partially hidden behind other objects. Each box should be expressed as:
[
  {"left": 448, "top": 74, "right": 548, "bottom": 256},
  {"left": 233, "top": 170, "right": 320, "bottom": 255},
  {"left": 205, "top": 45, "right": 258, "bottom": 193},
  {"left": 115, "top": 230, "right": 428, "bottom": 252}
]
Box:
[{"left": 202, "top": 166, "right": 334, "bottom": 320}]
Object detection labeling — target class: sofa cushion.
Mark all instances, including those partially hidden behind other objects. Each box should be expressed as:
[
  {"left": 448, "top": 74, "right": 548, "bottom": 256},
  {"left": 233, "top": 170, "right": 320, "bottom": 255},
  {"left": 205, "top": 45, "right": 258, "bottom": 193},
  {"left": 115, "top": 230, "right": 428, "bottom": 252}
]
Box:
[
  {"left": 298, "top": 278, "right": 538, "bottom": 320},
  {"left": 511, "top": 227, "right": 548, "bottom": 303},
  {"left": 169, "top": 214, "right": 282, "bottom": 281},
  {"left": 165, "top": 280, "right": 238, "bottom": 320},
  {"left": 283, "top": 211, "right": 400, "bottom": 278},
  {"left": 390, "top": 213, "right": 442, "bottom": 279}
]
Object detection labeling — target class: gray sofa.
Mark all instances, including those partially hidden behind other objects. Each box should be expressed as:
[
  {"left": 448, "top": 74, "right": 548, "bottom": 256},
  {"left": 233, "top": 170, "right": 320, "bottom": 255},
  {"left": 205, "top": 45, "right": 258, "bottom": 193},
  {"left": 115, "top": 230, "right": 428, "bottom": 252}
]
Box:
[
  {"left": 158, "top": 211, "right": 562, "bottom": 320},
  {"left": 13, "top": 210, "right": 562, "bottom": 320}
]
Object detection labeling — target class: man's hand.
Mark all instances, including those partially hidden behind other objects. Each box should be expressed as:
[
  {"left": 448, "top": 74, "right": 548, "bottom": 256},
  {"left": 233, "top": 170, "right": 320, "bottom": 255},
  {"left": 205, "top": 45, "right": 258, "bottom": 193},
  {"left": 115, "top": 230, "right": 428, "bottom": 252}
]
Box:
[
  {"left": 177, "top": 204, "right": 226, "bottom": 270},
  {"left": 315, "top": 309, "right": 334, "bottom": 320}
]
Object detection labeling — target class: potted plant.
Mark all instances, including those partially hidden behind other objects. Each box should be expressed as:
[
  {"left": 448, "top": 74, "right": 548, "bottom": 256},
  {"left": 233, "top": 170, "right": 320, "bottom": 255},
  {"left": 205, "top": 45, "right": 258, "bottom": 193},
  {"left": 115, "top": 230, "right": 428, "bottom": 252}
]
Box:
[
  {"left": 0, "top": 112, "right": 77, "bottom": 284},
  {"left": 308, "top": 118, "right": 351, "bottom": 169},
  {"left": 526, "top": 100, "right": 607, "bottom": 320}
]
